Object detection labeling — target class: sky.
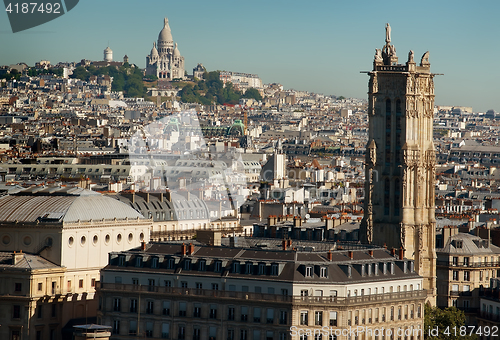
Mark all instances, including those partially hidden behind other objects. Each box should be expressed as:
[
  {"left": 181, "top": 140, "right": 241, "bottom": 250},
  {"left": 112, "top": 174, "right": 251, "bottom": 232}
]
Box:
[{"left": 1, "top": 0, "right": 499, "bottom": 112}]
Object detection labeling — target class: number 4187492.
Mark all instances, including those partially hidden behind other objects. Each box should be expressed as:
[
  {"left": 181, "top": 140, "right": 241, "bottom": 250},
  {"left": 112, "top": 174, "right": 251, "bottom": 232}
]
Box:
[{"left": 5, "top": 2, "right": 61, "bottom": 14}]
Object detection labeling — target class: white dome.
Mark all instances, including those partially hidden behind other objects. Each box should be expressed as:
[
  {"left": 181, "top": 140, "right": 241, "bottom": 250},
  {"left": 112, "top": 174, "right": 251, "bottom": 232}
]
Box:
[
  {"left": 173, "top": 43, "right": 181, "bottom": 57},
  {"left": 150, "top": 43, "right": 159, "bottom": 59},
  {"left": 158, "top": 17, "right": 173, "bottom": 43}
]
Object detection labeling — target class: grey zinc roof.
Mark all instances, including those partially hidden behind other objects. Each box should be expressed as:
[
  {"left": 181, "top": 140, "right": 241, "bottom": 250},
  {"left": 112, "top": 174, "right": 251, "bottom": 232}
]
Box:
[
  {"left": 0, "top": 186, "right": 144, "bottom": 223},
  {"left": 437, "top": 232, "right": 500, "bottom": 255},
  {"left": 0, "top": 252, "right": 60, "bottom": 270}
]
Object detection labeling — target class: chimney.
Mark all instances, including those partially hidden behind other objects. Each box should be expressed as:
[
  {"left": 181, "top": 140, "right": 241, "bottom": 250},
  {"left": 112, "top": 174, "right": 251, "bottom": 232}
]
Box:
[
  {"left": 368, "top": 250, "right": 374, "bottom": 257},
  {"left": 188, "top": 243, "right": 195, "bottom": 255},
  {"left": 181, "top": 243, "right": 187, "bottom": 256},
  {"left": 383, "top": 243, "right": 387, "bottom": 249},
  {"left": 348, "top": 251, "right": 353, "bottom": 260},
  {"left": 141, "top": 241, "right": 146, "bottom": 251},
  {"left": 12, "top": 250, "right": 23, "bottom": 265},
  {"left": 399, "top": 248, "right": 404, "bottom": 260},
  {"left": 293, "top": 216, "right": 301, "bottom": 227},
  {"left": 282, "top": 239, "right": 287, "bottom": 251},
  {"left": 390, "top": 248, "right": 395, "bottom": 256},
  {"left": 287, "top": 239, "right": 292, "bottom": 248},
  {"left": 327, "top": 251, "right": 333, "bottom": 261}
]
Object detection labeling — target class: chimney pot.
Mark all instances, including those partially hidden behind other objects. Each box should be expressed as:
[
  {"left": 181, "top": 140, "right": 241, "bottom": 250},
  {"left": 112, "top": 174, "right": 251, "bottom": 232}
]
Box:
[
  {"left": 282, "top": 239, "right": 287, "bottom": 251},
  {"left": 327, "top": 251, "right": 333, "bottom": 261},
  {"left": 348, "top": 251, "right": 353, "bottom": 260},
  {"left": 399, "top": 248, "right": 404, "bottom": 260},
  {"left": 390, "top": 248, "right": 395, "bottom": 256},
  {"left": 141, "top": 241, "right": 146, "bottom": 251},
  {"left": 188, "top": 243, "right": 195, "bottom": 255},
  {"left": 368, "top": 250, "right": 374, "bottom": 257},
  {"left": 181, "top": 243, "right": 187, "bottom": 255}
]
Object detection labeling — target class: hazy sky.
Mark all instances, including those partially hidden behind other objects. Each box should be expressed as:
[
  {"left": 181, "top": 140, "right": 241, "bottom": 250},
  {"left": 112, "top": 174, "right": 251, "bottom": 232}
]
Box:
[{"left": 1, "top": 0, "right": 499, "bottom": 112}]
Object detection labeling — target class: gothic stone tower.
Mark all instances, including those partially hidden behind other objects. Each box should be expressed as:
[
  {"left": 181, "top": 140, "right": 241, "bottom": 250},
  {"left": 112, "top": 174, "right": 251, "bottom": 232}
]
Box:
[{"left": 361, "top": 24, "right": 436, "bottom": 303}]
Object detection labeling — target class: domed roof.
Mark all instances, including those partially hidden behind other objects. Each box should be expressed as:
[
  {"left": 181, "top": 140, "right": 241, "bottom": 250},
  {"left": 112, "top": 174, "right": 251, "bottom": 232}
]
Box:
[
  {"left": 104, "top": 46, "right": 112, "bottom": 52},
  {"left": 158, "top": 17, "right": 173, "bottom": 43},
  {"left": 150, "top": 42, "right": 159, "bottom": 58},
  {"left": 173, "top": 43, "right": 181, "bottom": 57}
]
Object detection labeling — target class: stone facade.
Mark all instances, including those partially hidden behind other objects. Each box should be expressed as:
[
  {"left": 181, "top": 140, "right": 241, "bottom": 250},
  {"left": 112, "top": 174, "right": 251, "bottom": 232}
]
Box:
[
  {"left": 360, "top": 24, "right": 437, "bottom": 304},
  {"left": 146, "top": 18, "right": 185, "bottom": 80}
]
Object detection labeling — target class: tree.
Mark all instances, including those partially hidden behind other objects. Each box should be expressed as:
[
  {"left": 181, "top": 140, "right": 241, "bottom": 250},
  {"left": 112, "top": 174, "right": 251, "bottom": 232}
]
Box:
[
  {"left": 424, "top": 304, "right": 478, "bottom": 340},
  {"left": 71, "top": 66, "right": 88, "bottom": 80},
  {"left": 243, "top": 88, "right": 262, "bottom": 101}
]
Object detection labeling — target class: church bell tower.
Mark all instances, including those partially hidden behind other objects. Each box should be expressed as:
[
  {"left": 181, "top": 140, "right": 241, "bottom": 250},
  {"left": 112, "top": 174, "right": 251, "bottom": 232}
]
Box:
[{"left": 361, "top": 24, "right": 437, "bottom": 303}]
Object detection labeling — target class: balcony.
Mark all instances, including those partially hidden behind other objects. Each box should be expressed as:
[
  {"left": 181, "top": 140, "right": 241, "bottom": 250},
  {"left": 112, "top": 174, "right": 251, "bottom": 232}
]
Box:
[
  {"left": 98, "top": 283, "right": 427, "bottom": 307},
  {"left": 437, "top": 261, "right": 500, "bottom": 268},
  {"left": 478, "top": 312, "right": 500, "bottom": 323}
]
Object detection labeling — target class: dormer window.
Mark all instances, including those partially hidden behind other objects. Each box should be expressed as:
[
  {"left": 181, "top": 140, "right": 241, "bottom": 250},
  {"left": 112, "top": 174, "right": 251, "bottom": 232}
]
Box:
[
  {"left": 245, "top": 263, "right": 252, "bottom": 274},
  {"left": 305, "top": 266, "right": 313, "bottom": 278},
  {"left": 271, "top": 264, "right": 279, "bottom": 276},
  {"left": 198, "top": 260, "right": 206, "bottom": 271},
  {"left": 258, "top": 263, "right": 266, "bottom": 275},
  {"left": 184, "top": 259, "right": 191, "bottom": 271},
  {"left": 167, "top": 258, "right": 175, "bottom": 269},
  {"left": 135, "top": 256, "right": 143, "bottom": 267},
  {"left": 320, "top": 267, "right": 327, "bottom": 278},
  {"left": 151, "top": 257, "right": 158, "bottom": 269},
  {"left": 214, "top": 261, "right": 222, "bottom": 272},
  {"left": 118, "top": 255, "right": 125, "bottom": 266},
  {"left": 233, "top": 262, "right": 240, "bottom": 273},
  {"left": 455, "top": 240, "right": 463, "bottom": 249}
]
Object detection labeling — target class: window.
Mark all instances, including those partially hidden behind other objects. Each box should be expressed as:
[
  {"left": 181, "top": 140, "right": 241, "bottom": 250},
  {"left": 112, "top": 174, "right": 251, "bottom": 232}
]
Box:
[
  {"left": 37, "top": 305, "right": 43, "bottom": 318},
  {"left": 241, "top": 306, "right": 248, "bottom": 321},
  {"left": 79, "top": 279, "right": 83, "bottom": 288},
  {"left": 320, "top": 267, "right": 327, "bottom": 278},
  {"left": 330, "top": 311, "right": 337, "bottom": 326},
  {"left": 300, "top": 311, "right": 308, "bottom": 325},
  {"left": 228, "top": 307, "right": 235, "bottom": 321},
  {"left": 13, "top": 305, "right": 21, "bottom": 319},
  {"left": 266, "top": 331, "right": 274, "bottom": 340},
  {"left": 271, "top": 264, "right": 279, "bottom": 275},
  {"left": 148, "top": 279, "right": 155, "bottom": 291},
  {"left": 253, "top": 307, "right": 261, "bottom": 322},
  {"left": 282, "top": 289, "right": 289, "bottom": 296},
  {"left": 268, "top": 287, "right": 275, "bottom": 294},
  {"left": 51, "top": 304, "right": 56, "bottom": 317},
  {"left": 267, "top": 308, "right": 274, "bottom": 324},
  {"left": 463, "top": 257, "right": 469, "bottom": 266},
  {"left": 212, "top": 283, "right": 219, "bottom": 291},
  {"left": 113, "top": 320, "right": 120, "bottom": 335},
  {"left": 179, "top": 302, "right": 187, "bottom": 317},
  {"left": 146, "top": 300, "right": 154, "bottom": 314},
  {"left": 130, "top": 298, "right": 137, "bottom": 313},
  {"left": 464, "top": 271, "right": 470, "bottom": 281},
  {"left": 280, "top": 310, "right": 288, "bottom": 324},
  {"left": 210, "top": 305, "right": 217, "bottom": 319},
  {"left": 315, "top": 311, "right": 323, "bottom": 326},
  {"left": 453, "top": 257, "right": 458, "bottom": 266},
  {"left": 184, "top": 259, "right": 191, "bottom": 270},
  {"left": 164, "top": 280, "right": 172, "bottom": 287},
  {"left": 209, "top": 327, "right": 217, "bottom": 340},
  {"left": 162, "top": 301, "right": 170, "bottom": 316},
  {"left": 198, "top": 260, "right": 206, "bottom": 271},
  {"left": 161, "top": 323, "right": 170, "bottom": 339},
  {"left": 91, "top": 278, "right": 96, "bottom": 287},
  {"left": 196, "top": 282, "right": 203, "bottom": 289},
  {"left": 305, "top": 266, "right": 313, "bottom": 277},
  {"left": 145, "top": 322, "right": 153, "bottom": 338},
  {"left": 453, "top": 271, "right": 458, "bottom": 280},
  {"left": 113, "top": 298, "right": 121, "bottom": 312},
  {"left": 194, "top": 304, "right": 201, "bottom": 318},
  {"left": 214, "top": 261, "right": 222, "bottom": 272},
  {"left": 240, "top": 330, "right": 248, "bottom": 340},
  {"left": 193, "top": 328, "right": 201, "bottom": 340},
  {"left": 14, "top": 283, "right": 22, "bottom": 292},
  {"left": 181, "top": 281, "right": 188, "bottom": 288},
  {"left": 151, "top": 257, "right": 159, "bottom": 268},
  {"left": 38, "top": 282, "right": 42, "bottom": 291},
  {"left": 301, "top": 290, "right": 309, "bottom": 297},
  {"left": 178, "top": 325, "right": 185, "bottom": 340},
  {"left": 258, "top": 263, "right": 266, "bottom": 275}
]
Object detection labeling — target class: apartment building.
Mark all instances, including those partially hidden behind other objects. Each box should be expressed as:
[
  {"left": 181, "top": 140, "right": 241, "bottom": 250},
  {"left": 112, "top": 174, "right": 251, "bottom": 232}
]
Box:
[{"left": 97, "top": 239, "right": 426, "bottom": 340}]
